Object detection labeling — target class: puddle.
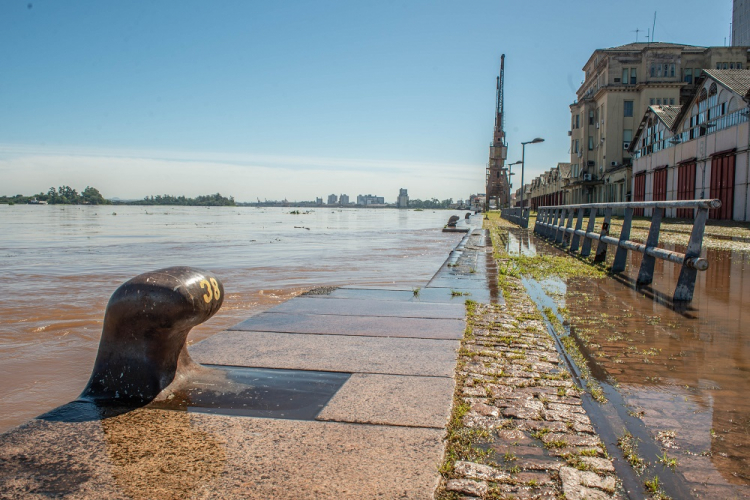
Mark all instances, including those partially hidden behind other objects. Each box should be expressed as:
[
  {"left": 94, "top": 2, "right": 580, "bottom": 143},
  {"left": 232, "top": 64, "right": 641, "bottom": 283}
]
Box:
[
  {"left": 506, "top": 227, "right": 750, "bottom": 498},
  {"left": 149, "top": 366, "right": 351, "bottom": 420}
]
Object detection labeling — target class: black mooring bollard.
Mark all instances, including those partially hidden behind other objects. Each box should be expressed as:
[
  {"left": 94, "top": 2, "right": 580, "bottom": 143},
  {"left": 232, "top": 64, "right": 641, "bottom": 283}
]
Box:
[{"left": 80, "top": 267, "right": 224, "bottom": 405}]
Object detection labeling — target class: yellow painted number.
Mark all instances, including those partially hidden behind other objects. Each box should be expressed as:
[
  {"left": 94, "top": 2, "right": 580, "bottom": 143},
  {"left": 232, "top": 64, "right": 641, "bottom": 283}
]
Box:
[
  {"left": 210, "top": 278, "right": 221, "bottom": 300},
  {"left": 199, "top": 279, "right": 213, "bottom": 303}
]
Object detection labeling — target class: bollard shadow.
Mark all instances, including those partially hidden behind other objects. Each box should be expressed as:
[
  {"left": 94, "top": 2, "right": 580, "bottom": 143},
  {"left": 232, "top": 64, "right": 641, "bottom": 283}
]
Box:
[{"left": 37, "top": 400, "right": 135, "bottom": 423}]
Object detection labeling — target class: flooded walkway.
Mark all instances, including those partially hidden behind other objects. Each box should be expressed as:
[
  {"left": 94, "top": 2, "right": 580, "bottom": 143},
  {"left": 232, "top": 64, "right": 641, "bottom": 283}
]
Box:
[
  {"left": 504, "top": 226, "right": 750, "bottom": 499},
  {"left": 0, "top": 220, "right": 491, "bottom": 499}
]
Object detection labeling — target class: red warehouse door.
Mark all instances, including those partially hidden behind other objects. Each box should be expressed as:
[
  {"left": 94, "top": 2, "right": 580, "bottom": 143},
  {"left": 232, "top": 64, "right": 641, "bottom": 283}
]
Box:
[
  {"left": 633, "top": 172, "right": 646, "bottom": 216},
  {"left": 653, "top": 168, "right": 668, "bottom": 201},
  {"left": 710, "top": 154, "right": 735, "bottom": 220},
  {"left": 676, "top": 162, "right": 696, "bottom": 218}
]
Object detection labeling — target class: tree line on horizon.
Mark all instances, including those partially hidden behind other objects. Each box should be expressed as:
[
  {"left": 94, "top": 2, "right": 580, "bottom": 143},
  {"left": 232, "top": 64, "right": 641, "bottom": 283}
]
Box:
[
  {"left": 0, "top": 186, "right": 235, "bottom": 206},
  {"left": 408, "top": 198, "right": 454, "bottom": 209}
]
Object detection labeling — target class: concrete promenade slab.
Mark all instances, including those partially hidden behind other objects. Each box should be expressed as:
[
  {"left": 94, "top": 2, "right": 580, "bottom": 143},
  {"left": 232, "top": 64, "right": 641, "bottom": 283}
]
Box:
[
  {"left": 317, "top": 373, "right": 455, "bottom": 428},
  {"left": 267, "top": 296, "right": 466, "bottom": 319},
  {"left": 0, "top": 409, "right": 444, "bottom": 500},
  {"left": 191, "top": 330, "right": 460, "bottom": 377},
  {"left": 229, "top": 312, "right": 464, "bottom": 339}
]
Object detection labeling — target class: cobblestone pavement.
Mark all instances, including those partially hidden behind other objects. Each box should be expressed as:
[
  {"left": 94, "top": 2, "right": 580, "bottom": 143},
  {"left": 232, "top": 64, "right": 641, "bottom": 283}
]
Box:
[{"left": 436, "top": 273, "right": 625, "bottom": 500}]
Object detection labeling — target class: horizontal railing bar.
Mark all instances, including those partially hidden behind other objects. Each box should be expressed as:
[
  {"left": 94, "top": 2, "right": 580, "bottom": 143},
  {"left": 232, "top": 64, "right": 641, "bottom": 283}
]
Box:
[
  {"left": 537, "top": 199, "right": 721, "bottom": 210},
  {"left": 534, "top": 221, "right": 709, "bottom": 271}
]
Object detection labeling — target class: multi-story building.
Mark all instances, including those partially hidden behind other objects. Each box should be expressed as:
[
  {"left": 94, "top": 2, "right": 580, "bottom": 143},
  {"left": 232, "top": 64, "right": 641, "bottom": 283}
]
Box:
[
  {"left": 567, "top": 42, "right": 750, "bottom": 206},
  {"left": 734, "top": 0, "right": 750, "bottom": 46},
  {"left": 629, "top": 69, "right": 750, "bottom": 221},
  {"left": 356, "top": 194, "right": 385, "bottom": 206},
  {"left": 529, "top": 163, "right": 571, "bottom": 209},
  {"left": 327, "top": 194, "right": 338, "bottom": 205},
  {"left": 396, "top": 188, "right": 409, "bottom": 208},
  {"left": 339, "top": 194, "right": 349, "bottom": 205}
]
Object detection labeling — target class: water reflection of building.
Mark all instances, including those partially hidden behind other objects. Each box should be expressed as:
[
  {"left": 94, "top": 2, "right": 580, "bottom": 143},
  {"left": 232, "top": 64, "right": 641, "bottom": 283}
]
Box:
[{"left": 562, "top": 246, "right": 750, "bottom": 489}]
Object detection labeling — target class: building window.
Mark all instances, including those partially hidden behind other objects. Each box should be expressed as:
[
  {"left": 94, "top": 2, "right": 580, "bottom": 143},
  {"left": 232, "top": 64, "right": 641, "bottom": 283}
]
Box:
[
  {"left": 588, "top": 136, "right": 594, "bottom": 150},
  {"left": 576, "top": 114, "right": 580, "bottom": 128},
  {"left": 670, "top": 98, "right": 675, "bottom": 105},
  {"left": 623, "top": 129, "right": 632, "bottom": 151},
  {"left": 624, "top": 101, "right": 633, "bottom": 117},
  {"left": 622, "top": 68, "right": 628, "bottom": 84},
  {"left": 589, "top": 110, "right": 595, "bottom": 125},
  {"left": 575, "top": 139, "right": 579, "bottom": 153},
  {"left": 684, "top": 68, "right": 693, "bottom": 84},
  {"left": 631, "top": 68, "right": 637, "bottom": 84},
  {"left": 650, "top": 98, "right": 655, "bottom": 105},
  {"left": 669, "top": 63, "right": 675, "bottom": 77}
]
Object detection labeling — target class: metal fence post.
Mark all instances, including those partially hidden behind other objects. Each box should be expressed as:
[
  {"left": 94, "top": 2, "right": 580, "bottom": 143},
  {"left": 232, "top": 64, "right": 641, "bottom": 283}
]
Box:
[
  {"left": 636, "top": 207, "right": 663, "bottom": 285},
  {"left": 581, "top": 208, "right": 597, "bottom": 257},
  {"left": 594, "top": 208, "right": 612, "bottom": 263},
  {"left": 555, "top": 208, "right": 568, "bottom": 244},
  {"left": 611, "top": 207, "right": 633, "bottom": 273},
  {"left": 563, "top": 208, "right": 575, "bottom": 247},
  {"left": 674, "top": 207, "right": 709, "bottom": 301},
  {"left": 570, "top": 208, "right": 585, "bottom": 253},
  {"left": 549, "top": 209, "right": 559, "bottom": 239}
]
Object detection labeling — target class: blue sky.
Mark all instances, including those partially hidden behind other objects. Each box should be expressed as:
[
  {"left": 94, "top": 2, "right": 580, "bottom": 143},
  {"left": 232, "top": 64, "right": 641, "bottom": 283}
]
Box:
[{"left": 0, "top": 0, "right": 734, "bottom": 202}]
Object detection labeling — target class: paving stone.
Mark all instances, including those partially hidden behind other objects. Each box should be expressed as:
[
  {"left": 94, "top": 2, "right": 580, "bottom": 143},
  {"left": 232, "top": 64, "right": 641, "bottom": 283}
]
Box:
[
  {"left": 471, "top": 402, "right": 501, "bottom": 418},
  {"left": 541, "top": 433, "right": 601, "bottom": 448},
  {"left": 515, "top": 471, "right": 555, "bottom": 486},
  {"left": 446, "top": 478, "right": 488, "bottom": 496},
  {"left": 579, "top": 457, "right": 615, "bottom": 474},
  {"left": 559, "top": 467, "right": 613, "bottom": 500},
  {"left": 454, "top": 461, "right": 509, "bottom": 482}
]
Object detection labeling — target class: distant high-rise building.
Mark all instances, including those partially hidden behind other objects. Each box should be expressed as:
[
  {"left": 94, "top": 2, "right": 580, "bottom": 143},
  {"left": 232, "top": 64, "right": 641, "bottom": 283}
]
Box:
[
  {"left": 734, "top": 0, "right": 750, "bottom": 46},
  {"left": 315, "top": 197, "right": 323, "bottom": 206},
  {"left": 339, "top": 194, "right": 349, "bottom": 205},
  {"left": 327, "top": 194, "right": 338, "bottom": 205},
  {"left": 356, "top": 194, "right": 385, "bottom": 206},
  {"left": 397, "top": 188, "right": 409, "bottom": 208}
]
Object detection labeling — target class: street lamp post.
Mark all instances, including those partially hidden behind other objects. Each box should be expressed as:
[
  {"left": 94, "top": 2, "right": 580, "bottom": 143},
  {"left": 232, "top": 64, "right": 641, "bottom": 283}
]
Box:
[
  {"left": 506, "top": 161, "right": 522, "bottom": 208},
  {"left": 520, "top": 138, "right": 544, "bottom": 212}
]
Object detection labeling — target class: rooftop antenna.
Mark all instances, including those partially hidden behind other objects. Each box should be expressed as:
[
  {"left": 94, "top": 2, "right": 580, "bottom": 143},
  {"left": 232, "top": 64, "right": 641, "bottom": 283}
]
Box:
[
  {"left": 650, "top": 11, "right": 657, "bottom": 45},
  {"left": 632, "top": 28, "right": 643, "bottom": 43}
]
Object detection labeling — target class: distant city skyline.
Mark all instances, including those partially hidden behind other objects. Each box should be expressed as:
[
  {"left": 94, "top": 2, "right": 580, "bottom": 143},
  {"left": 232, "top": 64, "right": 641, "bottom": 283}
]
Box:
[{"left": 0, "top": 1, "right": 735, "bottom": 200}]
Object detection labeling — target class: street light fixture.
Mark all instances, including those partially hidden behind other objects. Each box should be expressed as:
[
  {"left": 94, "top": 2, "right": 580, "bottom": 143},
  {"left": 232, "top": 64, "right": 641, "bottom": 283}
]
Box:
[
  {"left": 520, "top": 138, "right": 544, "bottom": 213},
  {"left": 506, "top": 161, "right": 522, "bottom": 197}
]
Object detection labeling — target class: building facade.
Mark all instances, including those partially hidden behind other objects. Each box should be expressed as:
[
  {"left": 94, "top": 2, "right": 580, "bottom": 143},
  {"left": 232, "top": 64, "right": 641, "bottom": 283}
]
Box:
[
  {"left": 339, "top": 194, "right": 349, "bottom": 205},
  {"left": 568, "top": 42, "right": 750, "bottom": 206},
  {"left": 630, "top": 70, "right": 750, "bottom": 221},
  {"left": 356, "top": 194, "right": 385, "bottom": 206},
  {"left": 396, "top": 188, "right": 409, "bottom": 208},
  {"left": 327, "top": 194, "right": 338, "bottom": 205},
  {"left": 734, "top": 0, "right": 750, "bottom": 46},
  {"left": 529, "top": 163, "right": 571, "bottom": 209}
]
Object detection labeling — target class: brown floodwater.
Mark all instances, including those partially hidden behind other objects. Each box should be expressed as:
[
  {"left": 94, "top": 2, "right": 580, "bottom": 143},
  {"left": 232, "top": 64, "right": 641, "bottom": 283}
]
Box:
[
  {"left": 505, "top": 228, "right": 750, "bottom": 499},
  {"left": 0, "top": 205, "right": 465, "bottom": 433}
]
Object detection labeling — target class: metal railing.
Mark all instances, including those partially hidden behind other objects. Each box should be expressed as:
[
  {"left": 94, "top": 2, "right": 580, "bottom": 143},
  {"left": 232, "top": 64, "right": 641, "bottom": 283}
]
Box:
[
  {"left": 534, "top": 199, "right": 721, "bottom": 302},
  {"left": 501, "top": 207, "right": 530, "bottom": 228}
]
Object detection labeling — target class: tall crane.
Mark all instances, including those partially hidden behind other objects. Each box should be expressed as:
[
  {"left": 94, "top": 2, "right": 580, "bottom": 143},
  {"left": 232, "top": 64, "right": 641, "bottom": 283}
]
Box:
[{"left": 486, "top": 54, "right": 509, "bottom": 210}]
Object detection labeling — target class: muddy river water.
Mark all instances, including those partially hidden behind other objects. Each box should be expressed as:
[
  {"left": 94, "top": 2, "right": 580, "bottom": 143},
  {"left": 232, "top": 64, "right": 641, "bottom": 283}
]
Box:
[
  {"left": 0, "top": 205, "right": 465, "bottom": 433},
  {"left": 505, "top": 228, "right": 750, "bottom": 499}
]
